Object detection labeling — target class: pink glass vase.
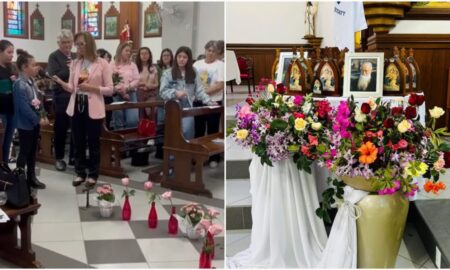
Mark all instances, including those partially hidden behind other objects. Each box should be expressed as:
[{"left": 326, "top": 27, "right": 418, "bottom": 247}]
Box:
[
  {"left": 168, "top": 206, "right": 178, "bottom": 235},
  {"left": 122, "top": 196, "right": 131, "bottom": 221},
  {"left": 198, "top": 250, "right": 212, "bottom": 269},
  {"left": 148, "top": 201, "right": 158, "bottom": 228},
  {"left": 207, "top": 231, "right": 215, "bottom": 259}
]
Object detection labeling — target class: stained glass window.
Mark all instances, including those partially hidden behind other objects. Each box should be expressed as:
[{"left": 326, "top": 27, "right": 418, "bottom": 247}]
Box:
[
  {"left": 79, "top": 2, "right": 102, "bottom": 38},
  {"left": 4, "top": 1, "right": 28, "bottom": 38}
]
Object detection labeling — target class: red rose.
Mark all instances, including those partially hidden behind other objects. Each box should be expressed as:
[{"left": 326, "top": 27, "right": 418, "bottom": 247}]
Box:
[
  {"left": 391, "top": 106, "right": 403, "bottom": 116},
  {"left": 293, "top": 112, "right": 305, "bottom": 119},
  {"left": 361, "top": 103, "right": 371, "bottom": 114},
  {"left": 405, "top": 106, "right": 417, "bottom": 119},
  {"left": 245, "top": 97, "right": 254, "bottom": 105},
  {"left": 408, "top": 145, "right": 416, "bottom": 153},
  {"left": 416, "top": 95, "right": 425, "bottom": 106},
  {"left": 408, "top": 94, "right": 418, "bottom": 106},
  {"left": 383, "top": 118, "right": 394, "bottom": 128},
  {"left": 444, "top": 152, "right": 450, "bottom": 168},
  {"left": 276, "top": 83, "right": 286, "bottom": 94}
]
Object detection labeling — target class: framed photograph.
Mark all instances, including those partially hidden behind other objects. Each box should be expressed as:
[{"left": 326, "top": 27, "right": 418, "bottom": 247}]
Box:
[
  {"left": 61, "top": 5, "right": 75, "bottom": 34},
  {"left": 104, "top": 4, "right": 120, "bottom": 39},
  {"left": 276, "top": 52, "right": 308, "bottom": 84},
  {"left": 144, "top": 3, "right": 162, "bottom": 38},
  {"left": 30, "top": 5, "right": 44, "bottom": 40},
  {"left": 343, "top": 52, "right": 384, "bottom": 98}
]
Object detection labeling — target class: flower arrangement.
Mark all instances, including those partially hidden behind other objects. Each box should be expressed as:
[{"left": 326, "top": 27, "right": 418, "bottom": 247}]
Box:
[
  {"left": 229, "top": 79, "right": 333, "bottom": 172},
  {"left": 197, "top": 207, "right": 223, "bottom": 265},
  {"left": 161, "top": 191, "right": 173, "bottom": 205},
  {"left": 180, "top": 203, "right": 204, "bottom": 227},
  {"left": 143, "top": 181, "right": 156, "bottom": 203},
  {"left": 121, "top": 177, "right": 135, "bottom": 198},
  {"left": 96, "top": 184, "right": 115, "bottom": 203}
]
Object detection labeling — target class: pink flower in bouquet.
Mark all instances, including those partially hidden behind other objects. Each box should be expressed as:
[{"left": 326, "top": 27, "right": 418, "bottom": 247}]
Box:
[
  {"left": 308, "top": 134, "right": 318, "bottom": 146},
  {"left": 238, "top": 105, "right": 252, "bottom": 118},
  {"left": 121, "top": 177, "right": 130, "bottom": 186},
  {"left": 144, "top": 181, "right": 153, "bottom": 190},
  {"left": 31, "top": 98, "right": 41, "bottom": 109},
  {"left": 294, "top": 95, "right": 303, "bottom": 106},
  {"left": 397, "top": 139, "right": 408, "bottom": 149},
  {"left": 316, "top": 100, "right": 332, "bottom": 118},
  {"left": 161, "top": 191, "right": 172, "bottom": 200},
  {"left": 96, "top": 186, "right": 103, "bottom": 194},
  {"left": 208, "top": 208, "right": 220, "bottom": 218},
  {"left": 301, "top": 145, "right": 311, "bottom": 157},
  {"left": 378, "top": 146, "right": 384, "bottom": 155},
  {"left": 208, "top": 224, "right": 223, "bottom": 236}
]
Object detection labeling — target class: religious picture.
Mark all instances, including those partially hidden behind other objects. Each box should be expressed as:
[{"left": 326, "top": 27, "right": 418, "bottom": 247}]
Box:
[
  {"left": 312, "top": 78, "right": 322, "bottom": 95},
  {"left": 144, "top": 13, "right": 162, "bottom": 37},
  {"left": 320, "top": 63, "right": 335, "bottom": 92},
  {"left": 289, "top": 63, "right": 302, "bottom": 91},
  {"left": 105, "top": 16, "right": 118, "bottom": 38},
  {"left": 343, "top": 52, "right": 384, "bottom": 98},
  {"left": 276, "top": 52, "right": 308, "bottom": 84},
  {"left": 383, "top": 64, "right": 400, "bottom": 92},
  {"left": 33, "top": 19, "right": 43, "bottom": 37}
]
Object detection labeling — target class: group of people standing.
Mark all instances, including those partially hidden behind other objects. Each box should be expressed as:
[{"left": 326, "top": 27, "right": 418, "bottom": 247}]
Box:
[{"left": 0, "top": 29, "right": 224, "bottom": 190}]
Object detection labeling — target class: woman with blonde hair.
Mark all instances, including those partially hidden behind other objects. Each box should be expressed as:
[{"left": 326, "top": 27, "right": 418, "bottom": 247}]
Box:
[
  {"left": 53, "top": 32, "right": 113, "bottom": 188},
  {"left": 110, "top": 42, "right": 140, "bottom": 129}
]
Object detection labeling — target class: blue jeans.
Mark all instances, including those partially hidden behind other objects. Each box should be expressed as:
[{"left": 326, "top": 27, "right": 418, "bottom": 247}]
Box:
[
  {"left": 182, "top": 117, "right": 195, "bottom": 140},
  {"left": 0, "top": 113, "right": 16, "bottom": 163},
  {"left": 111, "top": 91, "right": 139, "bottom": 129}
]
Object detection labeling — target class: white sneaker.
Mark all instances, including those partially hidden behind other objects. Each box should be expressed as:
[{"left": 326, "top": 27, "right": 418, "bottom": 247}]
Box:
[{"left": 209, "top": 161, "right": 218, "bottom": 168}]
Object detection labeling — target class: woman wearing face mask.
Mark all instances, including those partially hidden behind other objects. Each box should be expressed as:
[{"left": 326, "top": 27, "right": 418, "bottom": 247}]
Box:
[
  {"left": 160, "top": 46, "right": 215, "bottom": 140},
  {"left": 53, "top": 32, "right": 113, "bottom": 189},
  {"left": 0, "top": 40, "right": 17, "bottom": 172},
  {"left": 13, "top": 49, "right": 47, "bottom": 189},
  {"left": 110, "top": 42, "right": 140, "bottom": 129}
]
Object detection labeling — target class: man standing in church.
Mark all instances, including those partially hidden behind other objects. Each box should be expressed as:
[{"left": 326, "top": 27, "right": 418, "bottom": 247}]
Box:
[
  {"left": 351, "top": 61, "right": 377, "bottom": 92},
  {"left": 47, "top": 29, "right": 76, "bottom": 171}
]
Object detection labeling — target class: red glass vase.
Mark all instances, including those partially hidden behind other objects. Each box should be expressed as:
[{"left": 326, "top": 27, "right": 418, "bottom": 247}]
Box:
[
  {"left": 198, "top": 250, "right": 212, "bottom": 269},
  {"left": 148, "top": 201, "right": 158, "bottom": 228},
  {"left": 168, "top": 206, "right": 178, "bottom": 235},
  {"left": 207, "top": 231, "right": 215, "bottom": 259},
  {"left": 122, "top": 196, "right": 131, "bottom": 221}
]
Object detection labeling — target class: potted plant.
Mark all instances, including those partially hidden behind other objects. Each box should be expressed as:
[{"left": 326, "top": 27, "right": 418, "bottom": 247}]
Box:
[
  {"left": 96, "top": 184, "right": 115, "bottom": 218},
  {"left": 178, "top": 203, "right": 205, "bottom": 239}
]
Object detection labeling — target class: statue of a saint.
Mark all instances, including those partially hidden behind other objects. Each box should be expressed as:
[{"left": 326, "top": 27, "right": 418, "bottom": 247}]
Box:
[
  {"left": 305, "top": 2, "right": 318, "bottom": 37},
  {"left": 120, "top": 20, "right": 131, "bottom": 43}
]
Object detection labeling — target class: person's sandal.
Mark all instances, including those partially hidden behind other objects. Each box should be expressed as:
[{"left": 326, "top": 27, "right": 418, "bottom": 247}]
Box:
[
  {"left": 85, "top": 177, "right": 97, "bottom": 189},
  {"left": 72, "top": 176, "right": 86, "bottom": 187}
]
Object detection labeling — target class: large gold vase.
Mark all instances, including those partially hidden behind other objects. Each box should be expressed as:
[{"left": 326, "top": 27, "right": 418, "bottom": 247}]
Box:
[{"left": 342, "top": 176, "right": 410, "bottom": 268}]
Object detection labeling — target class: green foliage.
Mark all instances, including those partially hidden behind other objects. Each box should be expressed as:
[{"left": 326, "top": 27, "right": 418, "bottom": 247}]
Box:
[
  {"left": 269, "top": 119, "right": 288, "bottom": 133},
  {"left": 315, "top": 177, "right": 345, "bottom": 223},
  {"left": 294, "top": 154, "right": 312, "bottom": 174}
]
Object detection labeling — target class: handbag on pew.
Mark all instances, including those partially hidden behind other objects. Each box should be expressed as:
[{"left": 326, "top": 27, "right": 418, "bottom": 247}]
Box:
[
  {"left": 137, "top": 118, "right": 156, "bottom": 137},
  {"left": 0, "top": 167, "right": 30, "bottom": 209}
]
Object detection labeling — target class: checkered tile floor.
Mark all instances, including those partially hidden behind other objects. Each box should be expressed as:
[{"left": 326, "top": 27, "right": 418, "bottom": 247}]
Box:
[{"left": 3, "top": 164, "right": 224, "bottom": 268}]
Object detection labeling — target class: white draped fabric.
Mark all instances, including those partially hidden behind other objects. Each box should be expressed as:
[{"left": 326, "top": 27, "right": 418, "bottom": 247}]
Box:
[{"left": 227, "top": 155, "right": 369, "bottom": 268}]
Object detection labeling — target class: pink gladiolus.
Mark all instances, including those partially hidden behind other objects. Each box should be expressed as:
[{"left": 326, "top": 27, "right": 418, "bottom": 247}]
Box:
[
  {"left": 161, "top": 191, "right": 172, "bottom": 200},
  {"left": 121, "top": 177, "right": 130, "bottom": 186},
  {"left": 294, "top": 95, "right": 303, "bottom": 105},
  {"left": 208, "top": 208, "right": 220, "bottom": 218},
  {"left": 208, "top": 224, "right": 223, "bottom": 236},
  {"left": 144, "top": 181, "right": 153, "bottom": 190}
]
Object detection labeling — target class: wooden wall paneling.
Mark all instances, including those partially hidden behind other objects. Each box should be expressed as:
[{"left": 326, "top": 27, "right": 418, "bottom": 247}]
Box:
[
  {"left": 367, "top": 34, "right": 450, "bottom": 128},
  {"left": 120, "top": 2, "right": 141, "bottom": 50},
  {"left": 227, "top": 44, "right": 311, "bottom": 85}
]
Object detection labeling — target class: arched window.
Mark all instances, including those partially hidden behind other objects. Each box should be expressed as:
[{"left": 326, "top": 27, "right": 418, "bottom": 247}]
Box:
[
  {"left": 3, "top": 1, "right": 28, "bottom": 38},
  {"left": 79, "top": 2, "right": 102, "bottom": 39}
]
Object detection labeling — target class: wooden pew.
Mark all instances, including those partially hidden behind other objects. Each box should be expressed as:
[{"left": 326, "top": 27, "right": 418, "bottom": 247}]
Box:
[
  {"left": 100, "top": 101, "right": 164, "bottom": 178},
  {"left": 37, "top": 122, "right": 55, "bottom": 164},
  {"left": 0, "top": 121, "right": 4, "bottom": 163},
  {"left": 161, "top": 100, "right": 224, "bottom": 197}
]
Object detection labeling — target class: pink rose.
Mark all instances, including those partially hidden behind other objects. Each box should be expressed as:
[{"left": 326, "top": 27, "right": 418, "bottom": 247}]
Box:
[
  {"left": 144, "top": 181, "right": 153, "bottom": 190},
  {"left": 161, "top": 191, "right": 172, "bottom": 200},
  {"left": 397, "top": 139, "right": 408, "bottom": 149},
  {"left": 200, "top": 219, "right": 212, "bottom": 230},
  {"left": 31, "top": 98, "right": 41, "bottom": 109},
  {"left": 208, "top": 224, "right": 223, "bottom": 236},
  {"left": 121, "top": 177, "right": 130, "bottom": 186},
  {"left": 96, "top": 187, "right": 103, "bottom": 193},
  {"left": 238, "top": 105, "right": 252, "bottom": 118},
  {"left": 208, "top": 208, "right": 220, "bottom": 218}
]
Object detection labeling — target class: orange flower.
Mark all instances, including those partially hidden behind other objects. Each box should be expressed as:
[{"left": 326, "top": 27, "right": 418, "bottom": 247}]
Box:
[
  {"left": 424, "top": 180, "right": 446, "bottom": 194},
  {"left": 358, "top": 141, "right": 378, "bottom": 164}
]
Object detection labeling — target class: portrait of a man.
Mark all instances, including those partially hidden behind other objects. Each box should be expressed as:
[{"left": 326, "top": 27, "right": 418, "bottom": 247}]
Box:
[{"left": 350, "top": 60, "right": 377, "bottom": 92}]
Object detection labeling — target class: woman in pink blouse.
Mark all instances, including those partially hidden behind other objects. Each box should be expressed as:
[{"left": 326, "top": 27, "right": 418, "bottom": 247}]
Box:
[
  {"left": 110, "top": 42, "right": 140, "bottom": 129},
  {"left": 135, "top": 47, "right": 159, "bottom": 118}
]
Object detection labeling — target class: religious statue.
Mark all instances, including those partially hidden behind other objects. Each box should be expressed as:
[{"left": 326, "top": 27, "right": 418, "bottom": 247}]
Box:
[
  {"left": 304, "top": 1, "right": 318, "bottom": 37},
  {"left": 120, "top": 20, "right": 132, "bottom": 43}
]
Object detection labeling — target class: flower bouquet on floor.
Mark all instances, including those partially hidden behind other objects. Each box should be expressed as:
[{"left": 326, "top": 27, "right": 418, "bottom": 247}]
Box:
[
  {"left": 196, "top": 208, "right": 223, "bottom": 268},
  {"left": 177, "top": 203, "right": 205, "bottom": 240},
  {"left": 96, "top": 184, "right": 116, "bottom": 218},
  {"left": 121, "top": 177, "right": 135, "bottom": 221},
  {"left": 144, "top": 181, "right": 158, "bottom": 228},
  {"left": 229, "top": 78, "right": 333, "bottom": 172}
]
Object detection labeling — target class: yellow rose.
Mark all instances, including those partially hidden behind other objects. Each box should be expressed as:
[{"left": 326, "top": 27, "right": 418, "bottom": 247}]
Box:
[
  {"left": 311, "top": 122, "right": 322, "bottom": 131},
  {"left": 397, "top": 119, "right": 411, "bottom": 133},
  {"left": 294, "top": 118, "right": 307, "bottom": 131},
  {"left": 429, "top": 106, "right": 445, "bottom": 119},
  {"left": 267, "top": 84, "right": 275, "bottom": 93},
  {"left": 236, "top": 129, "right": 249, "bottom": 140}
]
